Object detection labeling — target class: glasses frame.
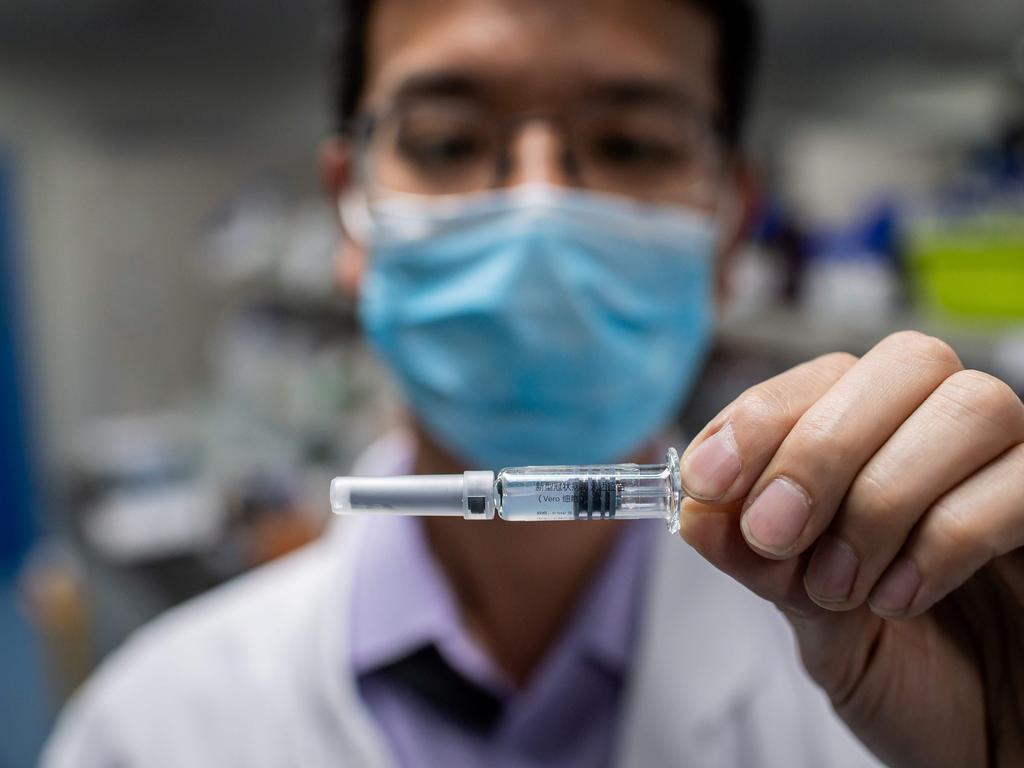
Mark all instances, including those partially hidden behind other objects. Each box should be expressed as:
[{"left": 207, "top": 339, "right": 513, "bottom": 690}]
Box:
[{"left": 343, "top": 96, "right": 729, "bottom": 208}]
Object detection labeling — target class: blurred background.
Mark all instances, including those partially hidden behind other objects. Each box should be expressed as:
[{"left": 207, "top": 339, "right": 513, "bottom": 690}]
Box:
[{"left": 0, "top": 1, "right": 1022, "bottom": 763}]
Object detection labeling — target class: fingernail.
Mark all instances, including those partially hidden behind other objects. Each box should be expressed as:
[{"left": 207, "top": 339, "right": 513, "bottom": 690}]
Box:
[
  {"left": 804, "top": 536, "right": 859, "bottom": 604},
  {"left": 682, "top": 424, "right": 742, "bottom": 500},
  {"left": 869, "top": 558, "right": 921, "bottom": 617},
  {"left": 741, "top": 478, "right": 811, "bottom": 556}
]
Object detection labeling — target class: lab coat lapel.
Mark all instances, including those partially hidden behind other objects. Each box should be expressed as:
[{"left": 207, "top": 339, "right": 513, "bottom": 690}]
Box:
[
  {"left": 614, "top": 531, "right": 768, "bottom": 767},
  {"left": 315, "top": 518, "right": 395, "bottom": 767}
]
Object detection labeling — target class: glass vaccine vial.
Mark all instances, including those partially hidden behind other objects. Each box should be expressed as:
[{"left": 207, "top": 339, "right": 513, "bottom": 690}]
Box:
[{"left": 330, "top": 447, "right": 685, "bottom": 533}]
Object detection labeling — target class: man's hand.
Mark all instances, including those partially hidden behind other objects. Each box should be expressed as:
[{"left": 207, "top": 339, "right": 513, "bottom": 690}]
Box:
[{"left": 678, "top": 331, "right": 1024, "bottom": 767}]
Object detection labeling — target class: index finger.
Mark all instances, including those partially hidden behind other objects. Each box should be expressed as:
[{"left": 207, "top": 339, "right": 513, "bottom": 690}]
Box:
[{"left": 679, "top": 352, "right": 858, "bottom": 503}]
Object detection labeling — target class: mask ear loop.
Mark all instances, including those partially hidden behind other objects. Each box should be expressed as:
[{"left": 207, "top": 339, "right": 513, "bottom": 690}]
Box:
[
  {"left": 338, "top": 186, "right": 373, "bottom": 249},
  {"left": 337, "top": 121, "right": 376, "bottom": 249}
]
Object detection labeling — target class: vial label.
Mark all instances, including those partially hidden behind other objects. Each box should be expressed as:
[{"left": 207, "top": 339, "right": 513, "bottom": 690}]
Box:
[{"left": 499, "top": 476, "right": 620, "bottom": 520}]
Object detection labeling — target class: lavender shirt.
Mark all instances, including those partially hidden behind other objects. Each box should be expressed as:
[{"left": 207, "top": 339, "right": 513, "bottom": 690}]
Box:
[{"left": 349, "top": 514, "right": 656, "bottom": 768}]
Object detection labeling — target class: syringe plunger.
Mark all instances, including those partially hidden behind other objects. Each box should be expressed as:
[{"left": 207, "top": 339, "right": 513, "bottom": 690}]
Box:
[{"left": 330, "top": 471, "right": 495, "bottom": 520}]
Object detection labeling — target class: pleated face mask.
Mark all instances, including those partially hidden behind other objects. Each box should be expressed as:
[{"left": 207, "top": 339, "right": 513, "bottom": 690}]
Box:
[{"left": 357, "top": 183, "right": 717, "bottom": 469}]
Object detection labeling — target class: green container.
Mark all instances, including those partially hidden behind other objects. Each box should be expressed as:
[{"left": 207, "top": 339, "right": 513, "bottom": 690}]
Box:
[{"left": 909, "top": 214, "right": 1024, "bottom": 320}]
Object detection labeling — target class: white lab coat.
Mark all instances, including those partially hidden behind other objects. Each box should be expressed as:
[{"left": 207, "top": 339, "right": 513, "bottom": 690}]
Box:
[{"left": 43, "top": 443, "right": 883, "bottom": 768}]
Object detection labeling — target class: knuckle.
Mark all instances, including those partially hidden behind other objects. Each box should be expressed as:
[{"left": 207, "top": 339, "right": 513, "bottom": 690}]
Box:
[
  {"left": 941, "top": 370, "right": 1023, "bottom": 428},
  {"left": 930, "top": 498, "right": 998, "bottom": 562},
  {"left": 792, "top": 407, "right": 858, "bottom": 457},
  {"left": 812, "top": 351, "right": 859, "bottom": 376},
  {"left": 885, "top": 330, "right": 961, "bottom": 372},
  {"left": 801, "top": 352, "right": 859, "bottom": 389},
  {"left": 731, "top": 386, "right": 792, "bottom": 431},
  {"left": 846, "top": 471, "right": 903, "bottom": 524}
]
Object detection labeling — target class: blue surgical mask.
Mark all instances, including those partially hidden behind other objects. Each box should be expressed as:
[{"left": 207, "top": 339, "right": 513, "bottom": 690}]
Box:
[{"left": 357, "top": 183, "right": 717, "bottom": 470}]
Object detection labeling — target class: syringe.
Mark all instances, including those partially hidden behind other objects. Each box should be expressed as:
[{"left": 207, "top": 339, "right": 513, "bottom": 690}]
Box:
[{"left": 330, "top": 448, "right": 685, "bottom": 533}]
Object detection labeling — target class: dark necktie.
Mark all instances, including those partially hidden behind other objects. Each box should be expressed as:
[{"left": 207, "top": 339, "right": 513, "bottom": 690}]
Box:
[{"left": 369, "top": 645, "right": 505, "bottom": 734}]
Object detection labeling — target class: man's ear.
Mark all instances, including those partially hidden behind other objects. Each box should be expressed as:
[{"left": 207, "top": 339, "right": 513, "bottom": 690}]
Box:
[
  {"left": 320, "top": 135, "right": 366, "bottom": 298},
  {"left": 714, "top": 157, "right": 760, "bottom": 303}
]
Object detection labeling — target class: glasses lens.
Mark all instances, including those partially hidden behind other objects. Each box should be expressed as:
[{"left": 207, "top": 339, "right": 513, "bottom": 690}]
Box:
[
  {"left": 364, "top": 101, "right": 499, "bottom": 195},
  {"left": 572, "top": 105, "right": 721, "bottom": 206}
]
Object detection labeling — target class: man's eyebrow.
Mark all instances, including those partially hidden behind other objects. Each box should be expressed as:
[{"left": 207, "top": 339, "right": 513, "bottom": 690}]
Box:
[
  {"left": 390, "top": 71, "right": 486, "bottom": 104},
  {"left": 381, "top": 72, "right": 714, "bottom": 121},
  {"left": 584, "top": 79, "right": 706, "bottom": 111}
]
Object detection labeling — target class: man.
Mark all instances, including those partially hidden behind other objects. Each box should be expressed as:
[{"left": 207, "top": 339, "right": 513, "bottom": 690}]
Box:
[{"left": 44, "top": 0, "right": 1024, "bottom": 766}]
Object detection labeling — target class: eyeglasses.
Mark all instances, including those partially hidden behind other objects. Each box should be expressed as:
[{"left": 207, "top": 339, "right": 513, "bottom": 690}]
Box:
[{"left": 348, "top": 97, "right": 726, "bottom": 207}]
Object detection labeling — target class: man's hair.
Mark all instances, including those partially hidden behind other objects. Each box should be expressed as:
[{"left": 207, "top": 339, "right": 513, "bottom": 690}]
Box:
[{"left": 330, "top": 0, "right": 759, "bottom": 148}]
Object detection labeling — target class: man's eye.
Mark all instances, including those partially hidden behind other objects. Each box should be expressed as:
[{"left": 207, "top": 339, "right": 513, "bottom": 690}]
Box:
[
  {"left": 591, "top": 134, "right": 681, "bottom": 166},
  {"left": 397, "top": 131, "right": 487, "bottom": 167}
]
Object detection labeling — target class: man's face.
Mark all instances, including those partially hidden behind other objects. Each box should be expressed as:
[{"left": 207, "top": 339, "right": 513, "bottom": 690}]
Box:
[{"left": 329, "top": 0, "right": 742, "bottom": 295}]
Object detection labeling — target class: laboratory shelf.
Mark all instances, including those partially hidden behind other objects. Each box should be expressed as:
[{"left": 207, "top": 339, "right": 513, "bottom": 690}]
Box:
[{"left": 717, "top": 306, "right": 1021, "bottom": 365}]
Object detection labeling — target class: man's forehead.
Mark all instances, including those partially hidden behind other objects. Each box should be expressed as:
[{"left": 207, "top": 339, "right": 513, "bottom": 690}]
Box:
[{"left": 362, "top": 0, "right": 719, "bottom": 114}]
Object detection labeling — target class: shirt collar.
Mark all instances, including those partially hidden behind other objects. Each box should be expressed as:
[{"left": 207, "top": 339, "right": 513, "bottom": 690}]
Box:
[
  {"left": 350, "top": 515, "right": 513, "bottom": 693},
  {"left": 348, "top": 428, "right": 656, "bottom": 694}
]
